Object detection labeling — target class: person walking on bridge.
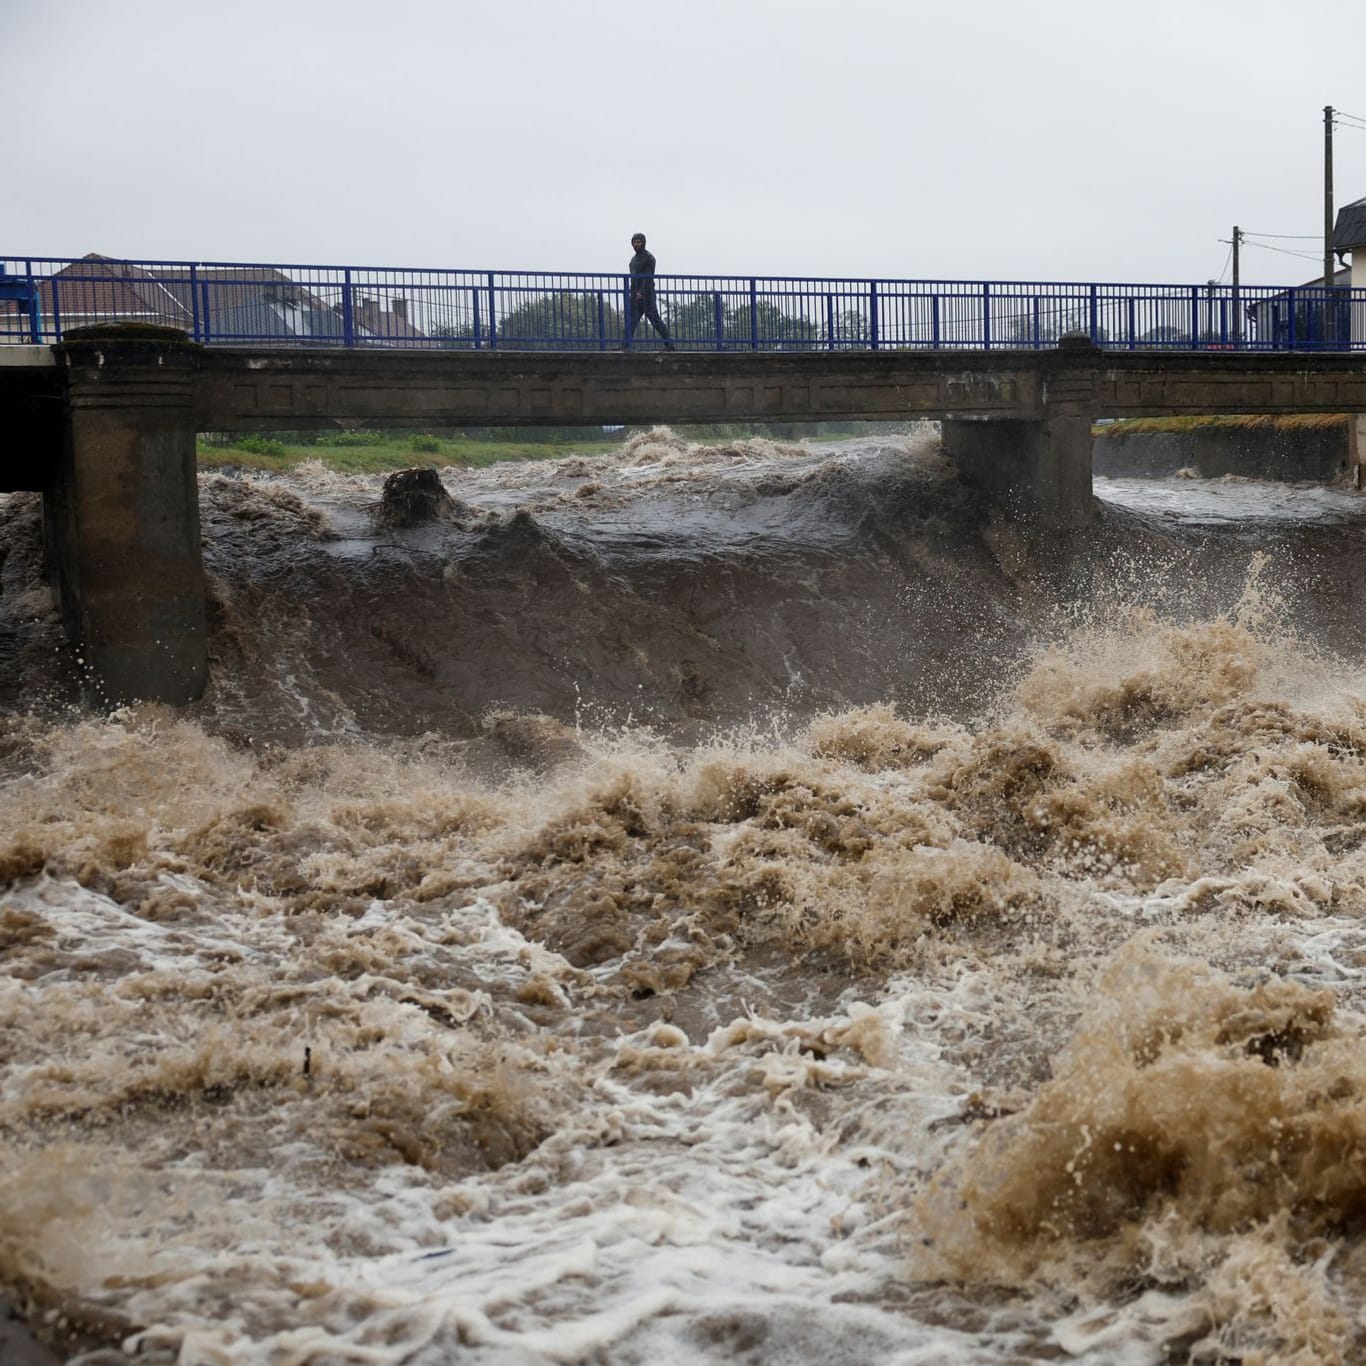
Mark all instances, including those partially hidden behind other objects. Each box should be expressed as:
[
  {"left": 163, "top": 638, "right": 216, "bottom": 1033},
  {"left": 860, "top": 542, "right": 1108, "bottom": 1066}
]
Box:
[{"left": 623, "top": 232, "right": 674, "bottom": 350}]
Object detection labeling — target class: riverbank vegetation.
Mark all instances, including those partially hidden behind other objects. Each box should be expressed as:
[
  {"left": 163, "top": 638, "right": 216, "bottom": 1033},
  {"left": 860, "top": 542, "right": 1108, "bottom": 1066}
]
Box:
[
  {"left": 195, "top": 422, "right": 896, "bottom": 473},
  {"left": 1096, "top": 413, "right": 1349, "bottom": 439}
]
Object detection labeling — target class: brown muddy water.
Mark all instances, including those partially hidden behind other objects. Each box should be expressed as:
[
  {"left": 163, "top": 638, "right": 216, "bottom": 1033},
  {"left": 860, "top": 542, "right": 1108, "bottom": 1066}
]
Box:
[{"left": 4, "top": 428, "right": 1366, "bottom": 1364}]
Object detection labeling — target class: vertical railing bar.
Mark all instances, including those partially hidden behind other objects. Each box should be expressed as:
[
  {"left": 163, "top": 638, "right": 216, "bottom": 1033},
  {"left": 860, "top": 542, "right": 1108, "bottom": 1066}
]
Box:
[
  {"left": 487, "top": 272, "right": 498, "bottom": 350},
  {"left": 26, "top": 259, "right": 41, "bottom": 342},
  {"left": 188, "top": 264, "right": 201, "bottom": 343},
  {"left": 341, "top": 268, "right": 355, "bottom": 347},
  {"left": 931, "top": 293, "right": 941, "bottom": 350},
  {"left": 981, "top": 282, "right": 990, "bottom": 350},
  {"left": 201, "top": 276, "right": 213, "bottom": 346},
  {"left": 749, "top": 279, "right": 759, "bottom": 351}
]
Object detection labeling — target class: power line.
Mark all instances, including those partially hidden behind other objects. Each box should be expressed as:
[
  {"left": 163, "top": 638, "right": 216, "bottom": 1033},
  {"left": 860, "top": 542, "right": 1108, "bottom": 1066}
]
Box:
[
  {"left": 1333, "top": 108, "right": 1366, "bottom": 129},
  {"left": 1241, "top": 240, "right": 1324, "bottom": 263},
  {"left": 1213, "top": 241, "right": 1233, "bottom": 284},
  {"left": 1239, "top": 231, "right": 1321, "bottom": 240}
]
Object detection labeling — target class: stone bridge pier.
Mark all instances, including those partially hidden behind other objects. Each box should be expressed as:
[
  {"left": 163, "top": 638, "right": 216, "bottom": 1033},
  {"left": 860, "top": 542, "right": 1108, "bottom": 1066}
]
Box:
[
  {"left": 940, "top": 407, "right": 1097, "bottom": 530},
  {"left": 44, "top": 330, "right": 207, "bottom": 705},
  {"left": 938, "top": 341, "right": 1100, "bottom": 530}
]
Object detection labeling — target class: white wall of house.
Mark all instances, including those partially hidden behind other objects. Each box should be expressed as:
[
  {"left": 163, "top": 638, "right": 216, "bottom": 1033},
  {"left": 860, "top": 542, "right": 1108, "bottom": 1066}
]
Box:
[
  {"left": 1352, "top": 248, "right": 1366, "bottom": 345},
  {"left": 1350, "top": 248, "right": 1366, "bottom": 479}
]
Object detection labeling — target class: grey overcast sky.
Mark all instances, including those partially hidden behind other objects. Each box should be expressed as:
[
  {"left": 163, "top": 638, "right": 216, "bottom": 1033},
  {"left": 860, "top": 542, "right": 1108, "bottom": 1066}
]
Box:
[{"left": 4, "top": 0, "right": 1365, "bottom": 287}]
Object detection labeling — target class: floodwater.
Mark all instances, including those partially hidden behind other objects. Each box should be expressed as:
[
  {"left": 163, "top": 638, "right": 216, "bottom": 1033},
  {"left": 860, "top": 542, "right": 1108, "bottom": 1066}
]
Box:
[{"left": 4, "top": 428, "right": 1366, "bottom": 1364}]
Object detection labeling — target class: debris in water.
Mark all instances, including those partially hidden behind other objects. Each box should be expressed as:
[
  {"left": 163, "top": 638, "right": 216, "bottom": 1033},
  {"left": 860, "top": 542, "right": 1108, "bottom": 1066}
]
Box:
[{"left": 373, "top": 467, "right": 457, "bottom": 528}]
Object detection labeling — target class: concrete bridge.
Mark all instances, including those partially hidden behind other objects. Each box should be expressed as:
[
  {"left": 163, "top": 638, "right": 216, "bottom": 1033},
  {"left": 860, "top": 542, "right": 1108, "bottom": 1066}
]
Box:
[{"left": 6, "top": 328, "right": 1366, "bottom": 705}]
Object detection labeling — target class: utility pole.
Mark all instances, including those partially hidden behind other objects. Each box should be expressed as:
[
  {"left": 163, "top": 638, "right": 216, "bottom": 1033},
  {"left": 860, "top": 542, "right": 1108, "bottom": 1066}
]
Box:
[
  {"left": 1325, "top": 105, "right": 1336, "bottom": 290},
  {"left": 1232, "top": 225, "right": 1242, "bottom": 343}
]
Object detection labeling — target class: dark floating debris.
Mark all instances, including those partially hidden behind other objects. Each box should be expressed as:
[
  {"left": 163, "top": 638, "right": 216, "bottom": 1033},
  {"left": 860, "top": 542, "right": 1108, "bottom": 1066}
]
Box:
[{"left": 373, "top": 467, "right": 457, "bottom": 529}]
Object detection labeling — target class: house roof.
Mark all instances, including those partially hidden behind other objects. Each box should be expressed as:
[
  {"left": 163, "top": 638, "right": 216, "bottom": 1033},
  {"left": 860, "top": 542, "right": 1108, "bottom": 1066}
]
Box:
[
  {"left": 1, "top": 255, "right": 427, "bottom": 343},
  {"left": 1333, "top": 197, "right": 1366, "bottom": 252},
  {"left": 38, "top": 254, "right": 194, "bottom": 328},
  {"left": 354, "top": 296, "right": 429, "bottom": 343}
]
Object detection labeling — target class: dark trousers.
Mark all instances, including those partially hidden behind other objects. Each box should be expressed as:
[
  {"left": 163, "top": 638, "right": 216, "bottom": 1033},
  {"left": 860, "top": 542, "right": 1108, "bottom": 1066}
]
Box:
[{"left": 627, "top": 292, "right": 670, "bottom": 342}]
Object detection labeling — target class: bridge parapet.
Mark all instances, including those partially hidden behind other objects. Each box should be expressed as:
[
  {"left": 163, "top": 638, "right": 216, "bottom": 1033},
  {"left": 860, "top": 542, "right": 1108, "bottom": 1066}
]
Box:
[{"left": 194, "top": 348, "right": 1050, "bottom": 430}]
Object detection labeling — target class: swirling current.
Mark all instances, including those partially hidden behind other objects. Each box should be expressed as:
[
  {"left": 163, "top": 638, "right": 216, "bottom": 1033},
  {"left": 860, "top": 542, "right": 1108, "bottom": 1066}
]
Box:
[{"left": 4, "top": 426, "right": 1366, "bottom": 1364}]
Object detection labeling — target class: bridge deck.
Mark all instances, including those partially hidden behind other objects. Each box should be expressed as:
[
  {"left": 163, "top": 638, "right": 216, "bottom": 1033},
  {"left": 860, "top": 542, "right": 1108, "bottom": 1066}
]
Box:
[{"left": 192, "top": 346, "right": 1366, "bottom": 430}]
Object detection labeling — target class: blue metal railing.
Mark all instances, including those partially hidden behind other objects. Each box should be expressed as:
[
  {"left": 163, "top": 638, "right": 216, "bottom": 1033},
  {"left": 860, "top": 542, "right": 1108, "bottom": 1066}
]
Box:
[{"left": 2, "top": 255, "right": 1364, "bottom": 352}]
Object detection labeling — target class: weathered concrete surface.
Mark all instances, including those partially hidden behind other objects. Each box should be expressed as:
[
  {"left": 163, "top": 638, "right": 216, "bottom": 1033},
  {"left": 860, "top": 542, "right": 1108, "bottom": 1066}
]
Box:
[
  {"left": 47, "top": 329, "right": 207, "bottom": 704},
  {"left": 1094, "top": 424, "right": 1350, "bottom": 480},
  {"left": 193, "top": 347, "right": 1050, "bottom": 430},
  {"left": 942, "top": 412, "right": 1096, "bottom": 527},
  {"left": 1092, "top": 351, "right": 1366, "bottom": 418},
  {"left": 187, "top": 345, "right": 1366, "bottom": 432}
]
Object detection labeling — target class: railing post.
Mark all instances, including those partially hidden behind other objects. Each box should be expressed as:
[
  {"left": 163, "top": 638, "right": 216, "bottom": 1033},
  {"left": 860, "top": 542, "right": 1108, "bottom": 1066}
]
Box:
[
  {"left": 749, "top": 279, "right": 759, "bottom": 350},
  {"left": 487, "top": 273, "right": 498, "bottom": 350},
  {"left": 825, "top": 293, "right": 835, "bottom": 349},
  {"left": 1126, "top": 297, "right": 1136, "bottom": 351},
  {"left": 189, "top": 264, "right": 201, "bottom": 343},
  {"left": 1288, "top": 288, "right": 1298, "bottom": 349},
  {"left": 596, "top": 291, "right": 606, "bottom": 351},
  {"left": 713, "top": 292, "right": 724, "bottom": 350},
  {"left": 1189, "top": 286, "right": 1200, "bottom": 349},
  {"left": 931, "top": 293, "right": 941, "bottom": 349},
  {"left": 25, "top": 260, "right": 41, "bottom": 342},
  {"left": 50, "top": 274, "right": 63, "bottom": 341},
  {"left": 869, "top": 280, "right": 880, "bottom": 350},
  {"left": 1088, "top": 284, "right": 1099, "bottom": 344},
  {"left": 981, "top": 282, "right": 990, "bottom": 350},
  {"left": 341, "top": 269, "right": 355, "bottom": 347}
]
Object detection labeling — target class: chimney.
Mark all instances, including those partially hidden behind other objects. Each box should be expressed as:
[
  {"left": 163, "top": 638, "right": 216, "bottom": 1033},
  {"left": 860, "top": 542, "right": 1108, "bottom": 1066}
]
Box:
[{"left": 357, "top": 297, "right": 379, "bottom": 329}]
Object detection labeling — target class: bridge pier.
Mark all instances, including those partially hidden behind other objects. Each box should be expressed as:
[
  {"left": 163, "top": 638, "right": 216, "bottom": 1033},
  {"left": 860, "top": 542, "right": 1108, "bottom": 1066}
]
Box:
[
  {"left": 940, "top": 402, "right": 1096, "bottom": 530},
  {"left": 46, "top": 329, "right": 207, "bottom": 705}
]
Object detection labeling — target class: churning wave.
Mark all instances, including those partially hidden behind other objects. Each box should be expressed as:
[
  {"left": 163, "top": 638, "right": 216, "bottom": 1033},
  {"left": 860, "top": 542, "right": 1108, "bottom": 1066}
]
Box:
[{"left": 3, "top": 429, "right": 1366, "bottom": 1363}]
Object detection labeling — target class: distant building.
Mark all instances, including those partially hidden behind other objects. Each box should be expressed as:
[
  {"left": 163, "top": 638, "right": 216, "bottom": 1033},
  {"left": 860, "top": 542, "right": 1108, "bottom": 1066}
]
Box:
[
  {"left": 0, "top": 253, "right": 428, "bottom": 346},
  {"left": 1333, "top": 198, "right": 1366, "bottom": 344},
  {"left": 1245, "top": 263, "right": 1351, "bottom": 350}
]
